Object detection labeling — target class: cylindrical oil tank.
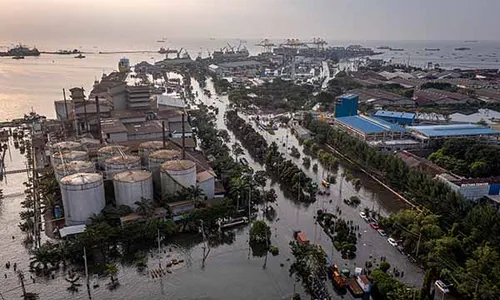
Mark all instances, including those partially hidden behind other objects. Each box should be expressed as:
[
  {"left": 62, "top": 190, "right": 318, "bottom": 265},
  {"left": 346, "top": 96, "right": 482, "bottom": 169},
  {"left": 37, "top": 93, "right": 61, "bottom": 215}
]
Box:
[
  {"left": 60, "top": 173, "right": 105, "bottom": 226},
  {"left": 97, "top": 145, "right": 130, "bottom": 169},
  {"left": 55, "top": 160, "right": 96, "bottom": 182},
  {"left": 148, "top": 149, "right": 181, "bottom": 193},
  {"left": 104, "top": 155, "right": 141, "bottom": 179},
  {"left": 52, "top": 150, "right": 88, "bottom": 166},
  {"left": 51, "top": 141, "right": 82, "bottom": 152},
  {"left": 160, "top": 160, "right": 196, "bottom": 199},
  {"left": 138, "top": 141, "right": 167, "bottom": 166},
  {"left": 113, "top": 170, "right": 153, "bottom": 209}
]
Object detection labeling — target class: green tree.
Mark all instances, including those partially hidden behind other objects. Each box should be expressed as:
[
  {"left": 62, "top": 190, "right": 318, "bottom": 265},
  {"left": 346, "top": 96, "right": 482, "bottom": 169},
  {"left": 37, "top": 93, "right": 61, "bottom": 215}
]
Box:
[
  {"left": 249, "top": 220, "right": 271, "bottom": 245},
  {"left": 134, "top": 198, "right": 155, "bottom": 217},
  {"left": 106, "top": 263, "right": 119, "bottom": 288}
]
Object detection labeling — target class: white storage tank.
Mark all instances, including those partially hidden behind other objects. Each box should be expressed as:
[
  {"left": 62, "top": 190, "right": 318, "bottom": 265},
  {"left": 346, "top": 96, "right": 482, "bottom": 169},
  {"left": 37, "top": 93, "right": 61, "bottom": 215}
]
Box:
[
  {"left": 113, "top": 170, "right": 153, "bottom": 209},
  {"left": 97, "top": 145, "right": 130, "bottom": 169},
  {"left": 160, "top": 160, "right": 196, "bottom": 200},
  {"left": 60, "top": 173, "right": 105, "bottom": 226},
  {"left": 52, "top": 150, "right": 88, "bottom": 166},
  {"left": 148, "top": 149, "right": 181, "bottom": 193},
  {"left": 51, "top": 141, "right": 82, "bottom": 152},
  {"left": 138, "top": 141, "right": 167, "bottom": 166},
  {"left": 104, "top": 155, "right": 141, "bottom": 179},
  {"left": 55, "top": 160, "right": 96, "bottom": 182}
]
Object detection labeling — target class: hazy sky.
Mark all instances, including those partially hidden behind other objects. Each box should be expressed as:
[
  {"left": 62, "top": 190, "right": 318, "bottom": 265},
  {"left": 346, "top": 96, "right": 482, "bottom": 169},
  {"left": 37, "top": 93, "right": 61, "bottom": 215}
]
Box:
[{"left": 1, "top": 0, "right": 499, "bottom": 45}]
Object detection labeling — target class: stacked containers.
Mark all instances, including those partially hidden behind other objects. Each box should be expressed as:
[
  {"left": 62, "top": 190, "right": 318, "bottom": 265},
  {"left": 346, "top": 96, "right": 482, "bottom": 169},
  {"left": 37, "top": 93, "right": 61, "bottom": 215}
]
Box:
[
  {"left": 113, "top": 170, "right": 153, "bottom": 209},
  {"left": 60, "top": 173, "right": 105, "bottom": 226},
  {"left": 160, "top": 160, "right": 196, "bottom": 201}
]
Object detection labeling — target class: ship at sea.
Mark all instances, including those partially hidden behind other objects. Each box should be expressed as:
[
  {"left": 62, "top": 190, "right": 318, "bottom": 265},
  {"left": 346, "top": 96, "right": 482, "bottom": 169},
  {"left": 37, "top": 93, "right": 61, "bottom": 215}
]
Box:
[
  {"left": 118, "top": 57, "right": 131, "bottom": 72},
  {"left": 0, "top": 44, "right": 40, "bottom": 57},
  {"left": 455, "top": 47, "right": 471, "bottom": 51},
  {"left": 425, "top": 48, "right": 440, "bottom": 51},
  {"left": 159, "top": 47, "right": 177, "bottom": 54}
]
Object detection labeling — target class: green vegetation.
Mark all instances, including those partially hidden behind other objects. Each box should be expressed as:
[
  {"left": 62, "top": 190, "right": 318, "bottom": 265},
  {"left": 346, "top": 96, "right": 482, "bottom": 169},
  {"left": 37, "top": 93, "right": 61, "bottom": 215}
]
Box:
[
  {"left": 289, "top": 240, "right": 328, "bottom": 295},
  {"left": 302, "top": 157, "right": 311, "bottom": 168},
  {"left": 305, "top": 115, "right": 500, "bottom": 300},
  {"left": 316, "top": 210, "right": 357, "bottom": 258},
  {"left": 421, "top": 82, "right": 458, "bottom": 92},
  {"left": 290, "top": 146, "right": 300, "bottom": 158},
  {"left": 225, "top": 110, "right": 268, "bottom": 163},
  {"left": 228, "top": 78, "right": 314, "bottom": 112},
  {"left": 269, "top": 246, "right": 279, "bottom": 256},
  {"left": 249, "top": 220, "right": 271, "bottom": 245},
  {"left": 428, "top": 139, "right": 500, "bottom": 177},
  {"left": 370, "top": 269, "right": 420, "bottom": 300}
]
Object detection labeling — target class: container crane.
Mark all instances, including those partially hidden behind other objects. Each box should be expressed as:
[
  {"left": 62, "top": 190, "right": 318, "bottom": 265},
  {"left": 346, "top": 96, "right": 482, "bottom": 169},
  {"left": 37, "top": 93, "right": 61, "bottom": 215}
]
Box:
[
  {"left": 255, "top": 39, "right": 276, "bottom": 53},
  {"left": 307, "top": 37, "right": 327, "bottom": 50}
]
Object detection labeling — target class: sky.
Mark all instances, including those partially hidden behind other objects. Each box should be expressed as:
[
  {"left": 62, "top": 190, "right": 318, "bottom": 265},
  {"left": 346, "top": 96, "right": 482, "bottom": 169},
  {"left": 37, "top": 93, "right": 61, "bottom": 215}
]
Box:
[{"left": 1, "top": 0, "right": 499, "bottom": 46}]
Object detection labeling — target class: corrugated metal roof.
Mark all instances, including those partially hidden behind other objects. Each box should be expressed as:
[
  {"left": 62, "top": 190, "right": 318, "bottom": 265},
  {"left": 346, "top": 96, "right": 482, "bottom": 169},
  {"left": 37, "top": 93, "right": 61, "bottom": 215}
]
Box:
[
  {"left": 408, "top": 124, "right": 500, "bottom": 137},
  {"left": 336, "top": 115, "right": 406, "bottom": 134},
  {"left": 374, "top": 110, "right": 416, "bottom": 120}
]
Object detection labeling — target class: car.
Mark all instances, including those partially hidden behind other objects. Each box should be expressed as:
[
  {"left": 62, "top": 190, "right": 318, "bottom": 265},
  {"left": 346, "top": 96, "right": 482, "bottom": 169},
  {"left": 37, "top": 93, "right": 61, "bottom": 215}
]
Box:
[
  {"left": 387, "top": 237, "right": 398, "bottom": 247},
  {"left": 369, "top": 222, "right": 380, "bottom": 230},
  {"left": 377, "top": 229, "right": 387, "bottom": 236},
  {"left": 359, "top": 211, "right": 367, "bottom": 219}
]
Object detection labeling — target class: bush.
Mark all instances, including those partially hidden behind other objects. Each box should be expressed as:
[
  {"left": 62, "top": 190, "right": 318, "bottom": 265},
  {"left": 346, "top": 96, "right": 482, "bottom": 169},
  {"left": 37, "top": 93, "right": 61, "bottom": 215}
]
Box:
[
  {"left": 380, "top": 261, "right": 391, "bottom": 273},
  {"left": 269, "top": 246, "right": 279, "bottom": 256},
  {"left": 302, "top": 157, "right": 311, "bottom": 168},
  {"left": 312, "top": 163, "right": 318, "bottom": 172}
]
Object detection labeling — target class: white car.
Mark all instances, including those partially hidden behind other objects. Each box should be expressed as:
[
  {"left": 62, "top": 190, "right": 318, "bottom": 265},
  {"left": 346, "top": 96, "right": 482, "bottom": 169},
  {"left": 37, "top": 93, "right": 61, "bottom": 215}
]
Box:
[
  {"left": 387, "top": 237, "right": 398, "bottom": 247},
  {"left": 359, "top": 211, "right": 369, "bottom": 221},
  {"left": 377, "top": 229, "right": 387, "bottom": 236}
]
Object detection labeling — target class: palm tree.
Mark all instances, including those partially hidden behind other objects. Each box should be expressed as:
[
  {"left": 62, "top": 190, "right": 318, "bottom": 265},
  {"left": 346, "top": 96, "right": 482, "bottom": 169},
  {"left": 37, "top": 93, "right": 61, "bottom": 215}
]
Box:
[
  {"left": 134, "top": 198, "right": 155, "bottom": 217},
  {"left": 232, "top": 142, "right": 244, "bottom": 162},
  {"left": 185, "top": 185, "right": 205, "bottom": 207},
  {"left": 106, "top": 263, "right": 119, "bottom": 290}
]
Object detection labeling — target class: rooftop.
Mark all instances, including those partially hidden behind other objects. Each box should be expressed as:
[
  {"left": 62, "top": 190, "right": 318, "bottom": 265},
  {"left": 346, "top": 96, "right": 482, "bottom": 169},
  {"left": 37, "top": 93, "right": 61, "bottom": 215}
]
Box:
[
  {"left": 113, "top": 170, "right": 152, "bottom": 182},
  {"left": 408, "top": 124, "right": 500, "bottom": 138},
  {"left": 101, "top": 118, "right": 128, "bottom": 134},
  {"left": 156, "top": 94, "right": 185, "bottom": 108},
  {"left": 218, "top": 60, "right": 261, "bottom": 68},
  {"left": 197, "top": 170, "right": 215, "bottom": 183},
  {"left": 169, "top": 121, "right": 193, "bottom": 133},
  {"left": 111, "top": 110, "right": 149, "bottom": 119},
  {"left": 373, "top": 110, "right": 416, "bottom": 120},
  {"left": 125, "top": 121, "right": 164, "bottom": 135},
  {"left": 336, "top": 115, "right": 406, "bottom": 134}
]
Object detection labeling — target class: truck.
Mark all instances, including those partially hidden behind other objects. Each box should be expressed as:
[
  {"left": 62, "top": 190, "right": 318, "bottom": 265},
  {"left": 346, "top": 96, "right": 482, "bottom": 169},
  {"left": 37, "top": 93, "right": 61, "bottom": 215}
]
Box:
[{"left": 347, "top": 277, "right": 364, "bottom": 298}]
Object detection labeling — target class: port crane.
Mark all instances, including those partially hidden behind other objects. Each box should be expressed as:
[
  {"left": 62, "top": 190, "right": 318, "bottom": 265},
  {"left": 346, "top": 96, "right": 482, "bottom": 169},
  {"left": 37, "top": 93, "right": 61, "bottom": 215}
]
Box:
[
  {"left": 255, "top": 39, "right": 276, "bottom": 53},
  {"left": 306, "top": 37, "right": 327, "bottom": 50}
]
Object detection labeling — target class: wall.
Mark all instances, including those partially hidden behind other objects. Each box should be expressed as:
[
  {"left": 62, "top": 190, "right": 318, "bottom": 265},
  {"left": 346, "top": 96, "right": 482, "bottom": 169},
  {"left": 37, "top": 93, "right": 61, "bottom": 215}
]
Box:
[
  {"left": 458, "top": 183, "right": 490, "bottom": 201},
  {"left": 106, "top": 132, "right": 128, "bottom": 143},
  {"left": 198, "top": 178, "right": 215, "bottom": 200}
]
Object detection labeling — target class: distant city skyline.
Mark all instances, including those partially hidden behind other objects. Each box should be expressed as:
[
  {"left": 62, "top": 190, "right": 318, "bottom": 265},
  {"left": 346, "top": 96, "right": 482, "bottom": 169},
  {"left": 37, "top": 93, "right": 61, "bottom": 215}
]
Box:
[{"left": 1, "top": 0, "right": 499, "bottom": 45}]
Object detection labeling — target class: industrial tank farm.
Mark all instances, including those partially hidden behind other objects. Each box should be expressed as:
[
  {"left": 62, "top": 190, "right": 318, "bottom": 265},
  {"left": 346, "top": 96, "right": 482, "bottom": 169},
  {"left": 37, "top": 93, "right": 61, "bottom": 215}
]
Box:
[
  {"left": 138, "top": 141, "right": 167, "bottom": 166},
  {"left": 59, "top": 173, "right": 106, "bottom": 226},
  {"left": 97, "top": 145, "right": 130, "bottom": 168},
  {"left": 113, "top": 170, "right": 154, "bottom": 209},
  {"left": 160, "top": 159, "right": 196, "bottom": 200},
  {"left": 50, "top": 141, "right": 82, "bottom": 152},
  {"left": 52, "top": 150, "right": 88, "bottom": 166},
  {"left": 148, "top": 149, "right": 181, "bottom": 192},
  {"left": 55, "top": 160, "right": 96, "bottom": 182},
  {"left": 104, "top": 155, "right": 141, "bottom": 178}
]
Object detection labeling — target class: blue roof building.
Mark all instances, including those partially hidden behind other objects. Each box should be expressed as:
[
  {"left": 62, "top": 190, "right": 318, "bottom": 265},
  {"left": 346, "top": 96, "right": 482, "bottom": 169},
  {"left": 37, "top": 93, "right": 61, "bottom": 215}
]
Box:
[
  {"left": 373, "top": 110, "right": 416, "bottom": 125},
  {"left": 335, "top": 94, "right": 359, "bottom": 118},
  {"left": 408, "top": 124, "right": 500, "bottom": 141},
  {"left": 334, "top": 114, "right": 407, "bottom": 141}
]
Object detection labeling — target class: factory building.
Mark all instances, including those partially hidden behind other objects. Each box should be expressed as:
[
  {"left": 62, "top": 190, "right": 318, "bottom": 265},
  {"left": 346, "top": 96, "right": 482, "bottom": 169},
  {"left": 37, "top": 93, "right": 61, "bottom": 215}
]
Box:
[
  {"left": 436, "top": 173, "right": 500, "bottom": 201},
  {"left": 372, "top": 110, "right": 416, "bottom": 125},
  {"left": 127, "top": 85, "right": 152, "bottom": 110},
  {"left": 334, "top": 94, "right": 359, "bottom": 118},
  {"left": 407, "top": 124, "right": 500, "bottom": 143},
  {"left": 333, "top": 115, "right": 408, "bottom": 142}
]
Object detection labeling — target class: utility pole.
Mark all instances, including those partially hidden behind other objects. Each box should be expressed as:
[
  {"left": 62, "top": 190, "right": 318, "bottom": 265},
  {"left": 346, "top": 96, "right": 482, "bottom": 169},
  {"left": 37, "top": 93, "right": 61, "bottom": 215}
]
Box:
[
  {"left": 415, "top": 232, "right": 422, "bottom": 258},
  {"left": 18, "top": 271, "right": 27, "bottom": 299},
  {"left": 248, "top": 182, "right": 252, "bottom": 260},
  {"left": 83, "top": 247, "right": 91, "bottom": 299},
  {"left": 200, "top": 220, "right": 210, "bottom": 268},
  {"left": 95, "top": 96, "right": 102, "bottom": 143},
  {"left": 63, "top": 88, "right": 69, "bottom": 121},
  {"left": 157, "top": 229, "right": 161, "bottom": 268}
]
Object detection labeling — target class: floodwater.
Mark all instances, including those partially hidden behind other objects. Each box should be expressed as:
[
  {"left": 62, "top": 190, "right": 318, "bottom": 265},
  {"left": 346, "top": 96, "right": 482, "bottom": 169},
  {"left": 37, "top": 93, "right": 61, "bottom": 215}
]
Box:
[{"left": 0, "top": 53, "right": 423, "bottom": 300}]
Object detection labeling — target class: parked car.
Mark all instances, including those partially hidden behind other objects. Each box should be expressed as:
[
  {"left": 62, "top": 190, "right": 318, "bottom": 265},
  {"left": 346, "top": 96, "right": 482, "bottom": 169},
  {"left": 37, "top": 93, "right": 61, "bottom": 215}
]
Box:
[
  {"left": 387, "top": 237, "right": 398, "bottom": 247},
  {"left": 377, "top": 229, "right": 387, "bottom": 236},
  {"left": 359, "top": 211, "right": 369, "bottom": 221},
  {"left": 369, "top": 222, "right": 380, "bottom": 230}
]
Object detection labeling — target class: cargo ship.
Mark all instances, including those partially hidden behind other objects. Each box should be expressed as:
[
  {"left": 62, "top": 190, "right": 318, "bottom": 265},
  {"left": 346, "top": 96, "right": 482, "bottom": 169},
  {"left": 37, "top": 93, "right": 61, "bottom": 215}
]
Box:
[
  {"left": 455, "top": 47, "right": 471, "bottom": 51},
  {"left": 0, "top": 44, "right": 40, "bottom": 57}
]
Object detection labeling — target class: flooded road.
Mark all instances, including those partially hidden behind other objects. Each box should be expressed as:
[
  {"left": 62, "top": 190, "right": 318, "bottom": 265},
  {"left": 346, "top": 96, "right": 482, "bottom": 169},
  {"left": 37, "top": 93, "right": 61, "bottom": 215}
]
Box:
[{"left": 0, "top": 75, "right": 421, "bottom": 300}]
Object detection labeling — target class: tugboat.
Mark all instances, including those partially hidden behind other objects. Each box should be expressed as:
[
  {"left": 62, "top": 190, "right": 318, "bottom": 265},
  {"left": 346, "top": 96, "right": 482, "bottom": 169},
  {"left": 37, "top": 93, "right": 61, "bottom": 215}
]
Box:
[
  {"left": 74, "top": 53, "right": 85, "bottom": 59},
  {"left": 12, "top": 56, "right": 24, "bottom": 60}
]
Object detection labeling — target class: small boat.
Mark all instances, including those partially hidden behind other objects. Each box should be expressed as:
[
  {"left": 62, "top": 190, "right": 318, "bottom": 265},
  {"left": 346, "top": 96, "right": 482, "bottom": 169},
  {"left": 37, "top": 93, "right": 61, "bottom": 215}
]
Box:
[
  {"left": 390, "top": 48, "right": 404, "bottom": 51},
  {"left": 74, "top": 54, "right": 85, "bottom": 59},
  {"left": 12, "top": 56, "right": 24, "bottom": 60},
  {"left": 321, "top": 179, "right": 330, "bottom": 188},
  {"left": 425, "top": 48, "right": 440, "bottom": 51},
  {"left": 455, "top": 47, "right": 470, "bottom": 51}
]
